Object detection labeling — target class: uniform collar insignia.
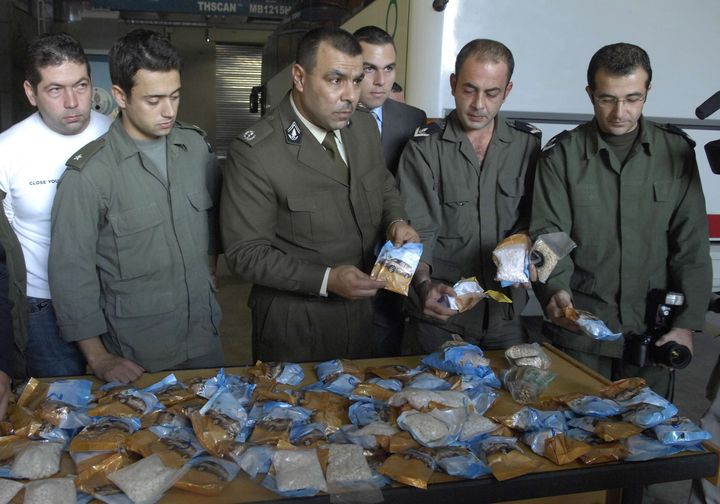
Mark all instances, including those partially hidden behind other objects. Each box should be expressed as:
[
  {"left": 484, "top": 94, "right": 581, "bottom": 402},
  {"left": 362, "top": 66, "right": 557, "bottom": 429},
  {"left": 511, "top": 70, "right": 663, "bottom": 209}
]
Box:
[
  {"left": 286, "top": 121, "right": 302, "bottom": 144},
  {"left": 242, "top": 130, "right": 256, "bottom": 142}
]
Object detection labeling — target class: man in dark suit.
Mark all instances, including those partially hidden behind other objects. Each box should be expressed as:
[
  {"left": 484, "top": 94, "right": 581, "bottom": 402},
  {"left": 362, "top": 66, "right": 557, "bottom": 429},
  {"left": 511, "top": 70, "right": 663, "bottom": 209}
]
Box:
[
  {"left": 353, "top": 26, "right": 427, "bottom": 176},
  {"left": 220, "top": 27, "right": 419, "bottom": 362},
  {"left": 353, "top": 26, "right": 427, "bottom": 356}
]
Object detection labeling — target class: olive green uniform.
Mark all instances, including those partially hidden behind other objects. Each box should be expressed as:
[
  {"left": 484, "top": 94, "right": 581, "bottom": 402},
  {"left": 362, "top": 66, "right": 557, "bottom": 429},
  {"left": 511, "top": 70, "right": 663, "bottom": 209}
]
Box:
[
  {"left": 49, "top": 118, "right": 223, "bottom": 372},
  {"left": 220, "top": 95, "right": 407, "bottom": 362},
  {"left": 0, "top": 193, "right": 26, "bottom": 377},
  {"left": 396, "top": 112, "right": 540, "bottom": 351},
  {"left": 530, "top": 117, "right": 711, "bottom": 393}
]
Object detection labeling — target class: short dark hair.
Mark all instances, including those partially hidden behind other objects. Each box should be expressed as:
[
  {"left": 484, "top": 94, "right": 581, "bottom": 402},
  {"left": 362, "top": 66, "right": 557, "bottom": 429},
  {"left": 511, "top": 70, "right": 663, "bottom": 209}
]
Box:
[
  {"left": 454, "top": 39, "right": 514, "bottom": 83},
  {"left": 109, "top": 29, "right": 182, "bottom": 97},
  {"left": 353, "top": 26, "right": 395, "bottom": 48},
  {"left": 296, "top": 27, "right": 361, "bottom": 73},
  {"left": 587, "top": 43, "right": 652, "bottom": 90},
  {"left": 25, "top": 32, "right": 90, "bottom": 89}
]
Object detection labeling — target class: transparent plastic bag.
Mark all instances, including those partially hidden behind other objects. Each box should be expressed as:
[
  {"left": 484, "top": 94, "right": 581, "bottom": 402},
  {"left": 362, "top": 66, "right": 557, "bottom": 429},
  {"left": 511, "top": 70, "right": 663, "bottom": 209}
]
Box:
[
  {"left": 531, "top": 232, "right": 576, "bottom": 283},
  {"left": 503, "top": 366, "right": 556, "bottom": 404},
  {"left": 505, "top": 343, "right": 552, "bottom": 370},
  {"left": 493, "top": 234, "right": 532, "bottom": 286},
  {"left": 108, "top": 453, "right": 188, "bottom": 504},
  {"left": 370, "top": 241, "right": 423, "bottom": 296}
]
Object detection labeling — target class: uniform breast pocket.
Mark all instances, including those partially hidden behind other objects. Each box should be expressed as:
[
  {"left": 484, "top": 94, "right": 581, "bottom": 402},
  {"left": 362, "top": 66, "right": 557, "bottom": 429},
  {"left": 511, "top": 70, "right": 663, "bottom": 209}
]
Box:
[
  {"left": 440, "top": 185, "right": 474, "bottom": 238},
  {"left": 287, "top": 191, "right": 341, "bottom": 245},
  {"left": 109, "top": 204, "right": 170, "bottom": 279},
  {"left": 652, "top": 180, "right": 676, "bottom": 231}
]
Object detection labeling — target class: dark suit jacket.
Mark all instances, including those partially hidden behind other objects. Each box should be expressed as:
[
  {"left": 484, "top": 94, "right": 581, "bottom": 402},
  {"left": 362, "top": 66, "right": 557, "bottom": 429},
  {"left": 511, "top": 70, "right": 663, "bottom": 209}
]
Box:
[
  {"left": 221, "top": 94, "right": 408, "bottom": 296},
  {"left": 379, "top": 99, "right": 427, "bottom": 176}
]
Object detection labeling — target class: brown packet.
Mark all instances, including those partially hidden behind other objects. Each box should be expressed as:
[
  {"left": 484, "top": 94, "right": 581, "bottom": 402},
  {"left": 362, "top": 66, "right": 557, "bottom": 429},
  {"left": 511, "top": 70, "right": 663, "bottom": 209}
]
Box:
[
  {"left": 75, "top": 451, "right": 135, "bottom": 496},
  {"left": 168, "top": 397, "right": 207, "bottom": 419},
  {"left": 190, "top": 410, "right": 241, "bottom": 457},
  {"left": 486, "top": 450, "right": 542, "bottom": 481},
  {"left": 351, "top": 383, "right": 395, "bottom": 403},
  {"left": 0, "top": 435, "right": 31, "bottom": 462},
  {"left": 370, "top": 242, "right": 422, "bottom": 296},
  {"left": 248, "top": 418, "right": 293, "bottom": 445},
  {"left": 73, "top": 451, "right": 116, "bottom": 473},
  {"left": 8, "top": 405, "right": 43, "bottom": 437},
  {"left": 36, "top": 400, "right": 84, "bottom": 428},
  {"left": 125, "top": 430, "right": 160, "bottom": 457},
  {"left": 379, "top": 448, "right": 436, "bottom": 490},
  {"left": 0, "top": 422, "right": 12, "bottom": 436},
  {"left": 87, "top": 393, "right": 148, "bottom": 418},
  {"left": 599, "top": 377, "right": 647, "bottom": 401},
  {"left": 254, "top": 387, "right": 301, "bottom": 405},
  {"left": 387, "top": 431, "right": 421, "bottom": 453},
  {"left": 580, "top": 442, "right": 630, "bottom": 465},
  {"left": 173, "top": 457, "right": 236, "bottom": 496},
  {"left": 141, "top": 410, "right": 189, "bottom": 430},
  {"left": 16, "top": 378, "right": 50, "bottom": 410},
  {"left": 593, "top": 420, "right": 644, "bottom": 442},
  {"left": 69, "top": 418, "right": 138, "bottom": 453},
  {"left": 155, "top": 383, "right": 196, "bottom": 407},
  {"left": 300, "top": 391, "right": 350, "bottom": 430},
  {"left": 94, "top": 384, "right": 135, "bottom": 404},
  {"left": 543, "top": 433, "right": 592, "bottom": 465},
  {"left": 319, "top": 359, "right": 366, "bottom": 382},
  {"left": 365, "top": 364, "right": 414, "bottom": 382}
]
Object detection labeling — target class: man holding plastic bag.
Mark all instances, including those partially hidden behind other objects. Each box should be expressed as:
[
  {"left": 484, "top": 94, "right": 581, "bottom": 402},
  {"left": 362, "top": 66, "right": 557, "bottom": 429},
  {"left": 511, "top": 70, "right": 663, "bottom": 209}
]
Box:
[
  {"left": 530, "top": 43, "right": 711, "bottom": 397},
  {"left": 397, "top": 39, "right": 541, "bottom": 353}
]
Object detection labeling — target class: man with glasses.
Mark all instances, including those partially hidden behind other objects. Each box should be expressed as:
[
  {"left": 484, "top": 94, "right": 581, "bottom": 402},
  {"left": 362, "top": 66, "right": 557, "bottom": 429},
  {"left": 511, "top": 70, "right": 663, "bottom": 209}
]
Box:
[{"left": 530, "top": 43, "right": 711, "bottom": 396}]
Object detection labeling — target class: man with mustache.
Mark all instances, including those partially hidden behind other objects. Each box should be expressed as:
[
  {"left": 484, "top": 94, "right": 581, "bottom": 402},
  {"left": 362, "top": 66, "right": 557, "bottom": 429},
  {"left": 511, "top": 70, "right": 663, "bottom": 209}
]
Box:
[
  {"left": 49, "top": 29, "right": 223, "bottom": 383},
  {"left": 221, "top": 27, "right": 418, "bottom": 362},
  {"left": 396, "top": 39, "right": 540, "bottom": 353},
  {"left": 530, "top": 43, "right": 711, "bottom": 397},
  {"left": 0, "top": 33, "right": 112, "bottom": 377}
]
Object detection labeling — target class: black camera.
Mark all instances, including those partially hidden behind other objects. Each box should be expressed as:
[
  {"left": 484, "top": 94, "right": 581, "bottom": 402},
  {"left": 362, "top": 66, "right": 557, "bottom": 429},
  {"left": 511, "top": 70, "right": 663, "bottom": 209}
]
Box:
[{"left": 623, "top": 290, "right": 692, "bottom": 369}]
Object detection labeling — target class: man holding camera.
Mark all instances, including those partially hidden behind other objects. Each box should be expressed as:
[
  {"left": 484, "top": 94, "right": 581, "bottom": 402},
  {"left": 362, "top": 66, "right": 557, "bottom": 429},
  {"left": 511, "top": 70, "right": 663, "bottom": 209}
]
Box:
[{"left": 530, "top": 43, "right": 711, "bottom": 397}]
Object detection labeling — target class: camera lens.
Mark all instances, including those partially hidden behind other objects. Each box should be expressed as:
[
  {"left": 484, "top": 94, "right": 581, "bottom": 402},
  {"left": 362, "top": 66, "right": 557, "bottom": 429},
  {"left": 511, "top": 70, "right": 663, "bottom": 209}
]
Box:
[{"left": 653, "top": 341, "right": 692, "bottom": 369}]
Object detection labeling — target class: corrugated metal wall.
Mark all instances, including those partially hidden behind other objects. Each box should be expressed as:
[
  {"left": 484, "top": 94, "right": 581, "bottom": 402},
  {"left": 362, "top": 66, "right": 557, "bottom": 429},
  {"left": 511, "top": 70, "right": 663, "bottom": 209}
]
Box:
[{"left": 215, "top": 44, "right": 262, "bottom": 158}]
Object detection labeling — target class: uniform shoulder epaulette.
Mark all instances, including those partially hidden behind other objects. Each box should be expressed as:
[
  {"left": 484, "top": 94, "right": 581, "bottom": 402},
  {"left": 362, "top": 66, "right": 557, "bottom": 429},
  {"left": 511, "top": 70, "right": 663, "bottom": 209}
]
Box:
[
  {"left": 542, "top": 130, "right": 571, "bottom": 152},
  {"left": 410, "top": 120, "right": 443, "bottom": 141},
  {"left": 175, "top": 121, "right": 213, "bottom": 152},
  {"left": 508, "top": 119, "right": 542, "bottom": 139},
  {"left": 66, "top": 138, "right": 106, "bottom": 171},
  {"left": 237, "top": 120, "right": 274, "bottom": 147},
  {"left": 659, "top": 123, "right": 696, "bottom": 148}
]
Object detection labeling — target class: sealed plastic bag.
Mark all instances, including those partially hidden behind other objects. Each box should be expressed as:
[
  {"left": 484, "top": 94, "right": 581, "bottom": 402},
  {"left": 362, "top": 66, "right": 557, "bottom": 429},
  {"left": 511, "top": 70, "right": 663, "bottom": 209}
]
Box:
[
  {"left": 442, "top": 277, "right": 511, "bottom": 312},
  {"left": 23, "top": 477, "right": 76, "bottom": 504},
  {"left": 397, "top": 408, "right": 465, "bottom": 448},
  {"left": 10, "top": 440, "right": 63, "bottom": 479},
  {"left": 0, "top": 478, "right": 23, "bottom": 504},
  {"left": 503, "top": 366, "right": 556, "bottom": 404},
  {"left": 434, "top": 446, "right": 491, "bottom": 479},
  {"left": 370, "top": 241, "right": 423, "bottom": 295},
  {"left": 563, "top": 307, "right": 622, "bottom": 341},
  {"left": 271, "top": 448, "right": 327, "bottom": 495},
  {"left": 505, "top": 343, "right": 552, "bottom": 370},
  {"left": 326, "top": 443, "right": 374, "bottom": 490},
  {"left": 174, "top": 455, "right": 240, "bottom": 496},
  {"left": 493, "top": 233, "right": 532, "bottom": 286},
  {"left": 531, "top": 232, "right": 576, "bottom": 283},
  {"left": 378, "top": 448, "right": 436, "bottom": 490},
  {"left": 108, "top": 453, "right": 188, "bottom": 504},
  {"left": 652, "top": 417, "right": 712, "bottom": 446}
]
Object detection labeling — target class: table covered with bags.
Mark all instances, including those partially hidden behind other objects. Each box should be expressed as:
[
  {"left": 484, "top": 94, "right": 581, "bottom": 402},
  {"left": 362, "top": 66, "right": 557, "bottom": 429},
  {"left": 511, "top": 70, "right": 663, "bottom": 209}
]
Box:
[{"left": 0, "top": 343, "right": 717, "bottom": 504}]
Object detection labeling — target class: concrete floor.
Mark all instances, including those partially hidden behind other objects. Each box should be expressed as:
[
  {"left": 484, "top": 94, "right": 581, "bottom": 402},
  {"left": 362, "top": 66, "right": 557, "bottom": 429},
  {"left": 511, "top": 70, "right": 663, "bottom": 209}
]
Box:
[{"left": 214, "top": 266, "right": 720, "bottom": 503}]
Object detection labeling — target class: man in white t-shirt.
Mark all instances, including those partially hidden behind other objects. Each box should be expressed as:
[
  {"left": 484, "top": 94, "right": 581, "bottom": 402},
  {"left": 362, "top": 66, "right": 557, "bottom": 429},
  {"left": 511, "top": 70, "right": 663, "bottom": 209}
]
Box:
[{"left": 0, "top": 32, "right": 111, "bottom": 377}]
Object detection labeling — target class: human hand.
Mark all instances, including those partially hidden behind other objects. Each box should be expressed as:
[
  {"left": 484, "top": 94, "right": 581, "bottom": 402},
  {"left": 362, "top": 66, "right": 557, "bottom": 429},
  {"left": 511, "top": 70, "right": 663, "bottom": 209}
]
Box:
[
  {"left": 387, "top": 220, "right": 420, "bottom": 246},
  {"left": 546, "top": 289, "right": 580, "bottom": 332},
  {"left": 328, "top": 265, "right": 386, "bottom": 300},
  {"left": 0, "top": 370, "right": 11, "bottom": 420},
  {"left": 417, "top": 280, "right": 458, "bottom": 321},
  {"left": 655, "top": 327, "right": 694, "bottom": 356},
  {"left": 88, "top": 353, "right": 145, "bottom": 384}
]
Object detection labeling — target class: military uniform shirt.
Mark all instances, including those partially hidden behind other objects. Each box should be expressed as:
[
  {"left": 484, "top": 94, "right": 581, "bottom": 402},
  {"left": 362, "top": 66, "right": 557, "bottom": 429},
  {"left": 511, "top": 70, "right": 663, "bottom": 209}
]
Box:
[
  {"left": 49, "top": 118, "right": 222, "bottom": 372},
  {"left": 530, "top": 117, "right": 712, "bottom": 357}
]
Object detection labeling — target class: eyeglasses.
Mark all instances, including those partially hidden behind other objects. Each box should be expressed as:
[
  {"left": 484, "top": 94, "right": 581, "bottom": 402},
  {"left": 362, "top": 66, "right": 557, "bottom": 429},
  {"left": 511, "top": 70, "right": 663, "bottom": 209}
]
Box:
[{"left": 594, "top": 94, "right": 646, "bottom": 107}]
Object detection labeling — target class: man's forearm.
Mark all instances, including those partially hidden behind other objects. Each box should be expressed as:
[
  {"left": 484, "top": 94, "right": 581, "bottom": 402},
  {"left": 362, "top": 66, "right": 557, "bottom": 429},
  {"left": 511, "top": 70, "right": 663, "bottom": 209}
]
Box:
[{"left": 77, "top": 337, "right": 112, "bottom": 367}]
